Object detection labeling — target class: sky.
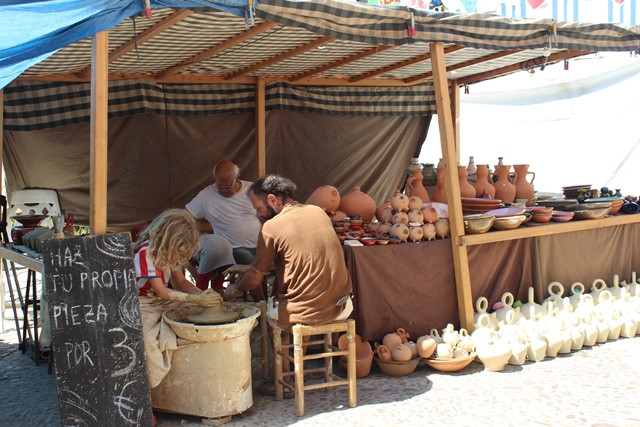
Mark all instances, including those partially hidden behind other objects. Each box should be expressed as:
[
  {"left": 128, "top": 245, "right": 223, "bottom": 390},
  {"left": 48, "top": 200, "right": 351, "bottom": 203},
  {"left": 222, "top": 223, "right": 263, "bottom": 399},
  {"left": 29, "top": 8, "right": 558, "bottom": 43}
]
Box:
[{"left": 419, "top": 52, "right": 640, "bottom": 197}]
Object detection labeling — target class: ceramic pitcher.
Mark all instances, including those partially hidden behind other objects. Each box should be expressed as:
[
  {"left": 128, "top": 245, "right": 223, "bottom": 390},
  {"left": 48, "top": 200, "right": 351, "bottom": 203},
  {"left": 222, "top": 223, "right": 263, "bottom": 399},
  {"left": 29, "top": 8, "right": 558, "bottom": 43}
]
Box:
[
  {"left": 491, "top": 163, "right": 517, "bottom": 203},
  {"left": 431, "top": 167, "right": 447, "bottom": 203},
  {"left": 513, "top": 164, "right": 536, "bottom": 206},
  {"left": 473, "top": 164, "right": 496, "bottom": 198},
  {"left": 406, "top": 168, "right": 431, "bottom": 203},
  {"left": 457, "top": 165, "right": 477, "bottom": 198}
]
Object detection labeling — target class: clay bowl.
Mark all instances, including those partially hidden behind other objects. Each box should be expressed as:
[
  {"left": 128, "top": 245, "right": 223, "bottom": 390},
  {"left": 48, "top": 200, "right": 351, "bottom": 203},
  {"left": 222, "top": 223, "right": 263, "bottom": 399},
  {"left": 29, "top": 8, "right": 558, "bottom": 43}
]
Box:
[
  {"left": 492, "top": 215, "right": 526, "bottom": 231},
  {"left": 374, "top": 356, "right": 420, "bottom": 377},
  {"left": 530, "top": 206, "right": 553, "bottom": 215},
  {"left": 532, "top": 213, "right": 552, "bottom": 223},
  {"left": 10, "top": 214, "right": 49, "bottom": 227},
  {"left": 564, "top": 202, "right": 612, "bottom": 211},
  {"left": 463, "top": 214, "right": 495, "bottom": 234},
  {"left": 609, "top": 200, "right": 624, "bottom": 215},
  {"left": 573, "top": 207, "right": 611, "bottom": 220},
  {"left": 376, "top": 236, "right": 390, "bottom": 245},
  {"left": 423, "top": 353, "right": 477, "bottom": 372},
  {"left": 360, "top": 237, "right": 377, "bottom": 246},
  {"left": 552, "top": 211, "right": 574, "bottom": 222},
  {"left": 535, "top": 199, "right": 577, "bottom": 210}
]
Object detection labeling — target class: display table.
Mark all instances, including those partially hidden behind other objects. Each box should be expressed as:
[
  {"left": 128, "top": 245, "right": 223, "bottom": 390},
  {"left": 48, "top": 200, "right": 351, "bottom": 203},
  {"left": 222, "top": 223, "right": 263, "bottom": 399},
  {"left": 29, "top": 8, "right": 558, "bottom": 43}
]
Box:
[
  {"left": 0, "top": 244, "right": 47, "bottom": 364},
  {"left": 344, "top": 220, "right": 640, "bottom": 341}
]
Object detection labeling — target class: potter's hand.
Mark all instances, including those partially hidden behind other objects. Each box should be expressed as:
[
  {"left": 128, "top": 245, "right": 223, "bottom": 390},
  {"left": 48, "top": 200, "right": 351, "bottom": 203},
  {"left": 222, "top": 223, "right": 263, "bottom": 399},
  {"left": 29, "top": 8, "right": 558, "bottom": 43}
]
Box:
[
  {"left": 225, "top": 283, "right": 242, "bottom": 301},
  {"left": 187, "top": 289, "right": 222, "bottom": 307},
  {"left": 223, "top": 264, "right": 251, "bottom": 277}
]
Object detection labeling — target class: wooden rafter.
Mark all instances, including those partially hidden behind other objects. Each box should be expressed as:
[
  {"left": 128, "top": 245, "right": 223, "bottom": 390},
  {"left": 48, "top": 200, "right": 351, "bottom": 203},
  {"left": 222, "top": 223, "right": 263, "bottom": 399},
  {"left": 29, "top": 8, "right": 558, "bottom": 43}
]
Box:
[
  {"left": 77, "top": 10, "right": 193, "bottom": 79},
  {"left": 155, "top": 21, "right": 278, "bottom": 79},
  {"left": 349, "top": 45, "right": 465, "bottom": 83},
  {"left": 403, "top": 49, "right": 521, "bottom": 84},
  {"left": 223, "top": 36, "right": 335, "bottom": 80},
  {"left": 288, "top": 45, "right": 393, "bottom": 82},
  {"left": 456, "top": 50, "right": 593, "bottom": 85}
]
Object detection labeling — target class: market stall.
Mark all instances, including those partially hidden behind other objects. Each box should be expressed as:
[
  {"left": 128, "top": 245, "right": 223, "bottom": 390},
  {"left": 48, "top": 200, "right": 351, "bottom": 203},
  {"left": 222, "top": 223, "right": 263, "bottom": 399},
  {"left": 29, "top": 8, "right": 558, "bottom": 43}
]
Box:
[{"left": 2, "top": 0, "right": 640, "bottom": 334}]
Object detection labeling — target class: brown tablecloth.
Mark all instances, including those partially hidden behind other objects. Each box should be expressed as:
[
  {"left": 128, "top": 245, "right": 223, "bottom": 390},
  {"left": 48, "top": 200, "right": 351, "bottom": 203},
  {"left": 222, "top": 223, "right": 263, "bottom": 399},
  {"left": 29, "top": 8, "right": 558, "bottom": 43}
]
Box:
[
  {"left": 344, "top": 237, "right": 532, "bottom": 341},
  {"left": 345, "top": 222, "right": 640, "bottom": 342}
]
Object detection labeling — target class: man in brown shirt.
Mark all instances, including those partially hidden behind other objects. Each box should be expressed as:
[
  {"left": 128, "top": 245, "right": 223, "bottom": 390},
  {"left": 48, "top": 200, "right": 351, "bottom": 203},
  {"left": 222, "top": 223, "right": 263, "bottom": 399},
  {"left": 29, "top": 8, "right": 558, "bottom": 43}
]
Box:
[{"left": 226, "top": 174, "right": 352, "bottom": 327}]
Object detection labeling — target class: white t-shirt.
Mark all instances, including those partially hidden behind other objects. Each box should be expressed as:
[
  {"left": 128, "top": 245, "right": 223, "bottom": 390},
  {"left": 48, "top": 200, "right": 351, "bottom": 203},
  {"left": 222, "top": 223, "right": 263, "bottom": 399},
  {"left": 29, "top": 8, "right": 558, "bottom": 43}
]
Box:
[{"left": 186, "top": 180, "right": 261, "bottom": 249}]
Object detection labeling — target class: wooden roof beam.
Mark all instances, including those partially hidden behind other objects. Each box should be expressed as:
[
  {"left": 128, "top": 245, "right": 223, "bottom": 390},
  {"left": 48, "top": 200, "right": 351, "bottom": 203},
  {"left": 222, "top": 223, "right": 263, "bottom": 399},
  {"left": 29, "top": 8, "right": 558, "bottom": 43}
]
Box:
[
  {"left": 403, "top": 49, "right": 521, "bottom": 84},
  {"left": 288, "top": 45, "right": 393, "bottom": 82},
  {"left": 223, "top": 36, "right": 335, "bottom": 80},
  {"left": 77, "top": 9, "right": 193, "bottom": 79},
  {"left": 456, "top": 50, "right": 593, "bottom": 85},
  {"left": 349, "top": 45, "right": 464, "bottom": 83},
  {"left": 155, "top": 21, "right": 278, "bottom": 79}
]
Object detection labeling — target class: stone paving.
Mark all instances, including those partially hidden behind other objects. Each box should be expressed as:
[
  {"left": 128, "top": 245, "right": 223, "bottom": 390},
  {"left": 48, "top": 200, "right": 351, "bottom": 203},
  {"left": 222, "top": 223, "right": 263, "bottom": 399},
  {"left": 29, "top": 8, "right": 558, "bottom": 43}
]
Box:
[{"left": 1, "top": 314, "right": 640, "bottom": 427}]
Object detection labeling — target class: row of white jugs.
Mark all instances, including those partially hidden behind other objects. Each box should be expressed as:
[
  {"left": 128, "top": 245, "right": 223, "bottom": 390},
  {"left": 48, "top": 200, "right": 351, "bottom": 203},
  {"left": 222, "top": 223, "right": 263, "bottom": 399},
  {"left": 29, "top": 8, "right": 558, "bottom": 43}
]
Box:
[{"left": 468, "top": 273, "right": 640, "bottom": 371}]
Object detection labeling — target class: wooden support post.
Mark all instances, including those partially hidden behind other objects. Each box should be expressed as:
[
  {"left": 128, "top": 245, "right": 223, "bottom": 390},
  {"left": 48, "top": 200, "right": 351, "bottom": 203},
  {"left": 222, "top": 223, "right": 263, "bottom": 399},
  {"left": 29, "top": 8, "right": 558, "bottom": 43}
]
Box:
[
  {"left": 450, "top": 81, "right": 461, "bottom": 162},
  {"left": 90, "top": 31, "right": 109, "bottom": 235},
  {"left": 255, "top": 77, "right": 266, "bottom": 178},
  {"left": 430, "top": 43, "right": 474, "bottom": 331}
]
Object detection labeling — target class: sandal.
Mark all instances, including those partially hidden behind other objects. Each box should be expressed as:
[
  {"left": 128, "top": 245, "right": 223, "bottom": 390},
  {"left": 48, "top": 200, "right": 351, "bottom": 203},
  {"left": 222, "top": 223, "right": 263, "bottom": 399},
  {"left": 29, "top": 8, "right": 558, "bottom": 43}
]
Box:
[{"left": 257, "top": 379, "right": 294, "bottom": 399}]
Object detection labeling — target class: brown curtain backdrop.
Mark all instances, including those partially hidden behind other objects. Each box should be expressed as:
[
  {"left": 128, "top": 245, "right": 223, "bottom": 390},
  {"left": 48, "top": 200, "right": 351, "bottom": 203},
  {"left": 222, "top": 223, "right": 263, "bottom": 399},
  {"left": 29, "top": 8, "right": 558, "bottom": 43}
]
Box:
[
  {"left": 3, "top": 112, "right": 429, "bottom": 230},
  {"left": 531, "top": 223, "right": 640, "bottom": 299}
]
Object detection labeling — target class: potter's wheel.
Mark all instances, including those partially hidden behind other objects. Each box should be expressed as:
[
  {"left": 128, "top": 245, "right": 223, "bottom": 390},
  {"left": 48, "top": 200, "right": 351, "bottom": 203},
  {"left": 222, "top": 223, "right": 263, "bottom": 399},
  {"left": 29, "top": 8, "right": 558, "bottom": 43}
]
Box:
[{"left": 186, "top": 291, "right": 239, "bottom": 325}]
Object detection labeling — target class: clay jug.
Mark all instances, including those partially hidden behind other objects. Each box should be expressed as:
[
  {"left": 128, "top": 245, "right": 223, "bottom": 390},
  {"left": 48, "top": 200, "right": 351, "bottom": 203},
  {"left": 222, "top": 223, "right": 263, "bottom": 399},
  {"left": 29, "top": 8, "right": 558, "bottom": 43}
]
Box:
[
  {"left": 339, "top": 186, "right": 377, "bottom": 224},
  {"left": 473, "top": 164, "right": 496, "bottom": 198},
  {"left": 431, "top": 167, "right": 447, "bottom": 203},
  {"left": 457, "top": 165, "right": 477, "bottom": 198},
  {"left": 416, "top": 335, "right": 436, "bottom": 358},
  {"left": 382, "top": 332, "right": 403, "bottom": 350},
  {"left": 406, "top": 169, "right": 431, "bottom": 203},
  {"left": 492, "top": 163, "right": 517, "bottom": 203},
  {"left": 391, "top": 344, "right": 413, "bottom": 362},
  {"left": 375, "top": 343, "right": 392, "bottom": 361},
  {"left": 305, "top": 185, "right": 341, "bottom": 214},
  {"left": 513, "top": 164, "right": 536, "bottom": 206},
  {"left": 375, "top": 197, "right": 392, "bottom": 222}
]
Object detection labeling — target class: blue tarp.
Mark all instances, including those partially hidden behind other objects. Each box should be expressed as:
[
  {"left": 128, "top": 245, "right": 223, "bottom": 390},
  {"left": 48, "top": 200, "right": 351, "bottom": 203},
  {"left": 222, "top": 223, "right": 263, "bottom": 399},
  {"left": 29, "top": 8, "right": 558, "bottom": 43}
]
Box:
[{"left": 0, "top": 0, "right": 249, "bottom": 90}]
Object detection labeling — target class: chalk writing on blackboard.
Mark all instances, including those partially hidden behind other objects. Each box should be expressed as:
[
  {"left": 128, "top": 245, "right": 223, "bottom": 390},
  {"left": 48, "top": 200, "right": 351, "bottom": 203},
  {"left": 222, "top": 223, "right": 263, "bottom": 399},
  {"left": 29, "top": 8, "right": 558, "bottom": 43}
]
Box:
[{"left": 44, "top": 233, "right": 153, "bottom": 427}]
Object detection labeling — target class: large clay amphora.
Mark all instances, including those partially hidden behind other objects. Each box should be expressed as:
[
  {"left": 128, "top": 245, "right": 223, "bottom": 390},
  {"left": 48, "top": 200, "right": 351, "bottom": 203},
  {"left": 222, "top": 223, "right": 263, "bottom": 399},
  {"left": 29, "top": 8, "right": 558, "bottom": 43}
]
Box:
[
  {"left": 492, "top": 164, "right": 516, "bottom": 203},
  {"left": 457, "top": 166, "right": 477, "bottom": 198},
  {"left": 431, "top": 167, "right": 447, "bottom": 204},
  {"left": 406, "top": 169, "right": 431, "bottom": 202},
  {"left": 473, "top": 164, "right": 496, "bottom": 198},
  {"left": 513, "top": 164, "right": 536, "bottom": 206}
]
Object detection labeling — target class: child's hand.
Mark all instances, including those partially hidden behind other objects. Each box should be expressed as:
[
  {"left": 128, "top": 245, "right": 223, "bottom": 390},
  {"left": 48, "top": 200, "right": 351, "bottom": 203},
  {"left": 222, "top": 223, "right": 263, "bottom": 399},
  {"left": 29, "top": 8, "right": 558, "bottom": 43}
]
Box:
[{"left": 188, "top": 289, "right": 222, "bottom": 307}]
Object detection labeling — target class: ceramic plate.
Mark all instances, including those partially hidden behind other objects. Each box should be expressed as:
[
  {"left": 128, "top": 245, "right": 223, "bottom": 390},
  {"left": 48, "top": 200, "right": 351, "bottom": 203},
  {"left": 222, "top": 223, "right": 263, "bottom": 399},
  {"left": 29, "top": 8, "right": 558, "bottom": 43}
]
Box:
[{"left": 485, "top": 207, "right": 525, "bottom": 218}]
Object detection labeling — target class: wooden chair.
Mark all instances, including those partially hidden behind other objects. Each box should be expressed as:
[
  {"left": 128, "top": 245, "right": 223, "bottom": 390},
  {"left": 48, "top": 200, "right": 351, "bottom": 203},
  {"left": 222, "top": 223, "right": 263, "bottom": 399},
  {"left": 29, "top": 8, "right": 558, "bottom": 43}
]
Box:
[{"left": 272, "top": 318, "right": 357, "bottom": 416}]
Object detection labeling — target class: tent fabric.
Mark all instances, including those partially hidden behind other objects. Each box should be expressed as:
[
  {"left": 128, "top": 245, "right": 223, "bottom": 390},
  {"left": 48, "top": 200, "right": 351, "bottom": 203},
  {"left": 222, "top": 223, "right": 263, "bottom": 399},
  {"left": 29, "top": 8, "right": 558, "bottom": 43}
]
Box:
[
  {"left": 0, "top": 0, "right": 251, "bottom": 90},
  {"left": 2, "top": 79, "right": 436, "bottom": 131},
  {"left": 3, "top": 111, "right": 428, "bottom": 230},
  {"left": 256, "top": 0, "right": 640, "bottom": 51}
]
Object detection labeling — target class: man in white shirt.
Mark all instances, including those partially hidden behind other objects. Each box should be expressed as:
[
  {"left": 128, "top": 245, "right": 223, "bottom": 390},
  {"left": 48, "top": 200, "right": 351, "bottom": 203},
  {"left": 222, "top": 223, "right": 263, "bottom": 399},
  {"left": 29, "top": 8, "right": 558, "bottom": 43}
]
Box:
[{"left": 186, "top": 160, "right": 263, "bottom": 295}]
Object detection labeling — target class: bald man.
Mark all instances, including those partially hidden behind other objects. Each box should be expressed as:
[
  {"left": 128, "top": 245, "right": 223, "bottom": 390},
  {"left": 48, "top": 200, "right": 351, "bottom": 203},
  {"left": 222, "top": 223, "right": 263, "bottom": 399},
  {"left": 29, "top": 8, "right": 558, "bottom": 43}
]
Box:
[{"left": 186, "top": 160, "right": 263, "bottom": 295}]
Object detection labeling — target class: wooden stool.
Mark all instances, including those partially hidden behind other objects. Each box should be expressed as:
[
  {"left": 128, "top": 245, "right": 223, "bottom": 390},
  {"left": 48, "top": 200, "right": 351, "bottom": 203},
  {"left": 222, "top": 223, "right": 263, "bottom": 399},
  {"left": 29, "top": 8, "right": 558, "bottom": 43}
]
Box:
[{"left": 273, "top": 318, "right": 357, "bottom": 416}]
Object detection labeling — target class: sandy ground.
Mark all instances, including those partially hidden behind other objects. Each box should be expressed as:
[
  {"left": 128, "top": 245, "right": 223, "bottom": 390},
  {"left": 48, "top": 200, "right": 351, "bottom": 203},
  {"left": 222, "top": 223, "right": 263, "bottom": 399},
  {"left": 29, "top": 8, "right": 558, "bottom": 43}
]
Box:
[{"left": 2, "top": 310, "right": 640, "bottom": 427}]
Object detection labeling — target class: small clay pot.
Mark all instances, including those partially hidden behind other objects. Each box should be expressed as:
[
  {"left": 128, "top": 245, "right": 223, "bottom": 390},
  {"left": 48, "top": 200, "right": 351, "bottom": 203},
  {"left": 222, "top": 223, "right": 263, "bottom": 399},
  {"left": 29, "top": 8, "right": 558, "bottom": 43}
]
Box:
[
  {"left": 407, "top": 209, "right": 424, "bottom": 224},
  {"left": 391, "top": 191, "right": 409, "bottom": 212},
  {"left": 305, "top": 185, "right": 341, "bottom": 214},
  {"left": 389, "top": 223, "right": 409, "bottom": 242},
  {"left": 339, "top": 186, "right": 377, "bottom": 224},
  {"left": 422, "top": 223, "right": 436, "bottom": 241},
  {"left": 392, "top": 211, "right": 409, "bottom": 225},
  {"left": 421, "top": 206, "right": 438, "bottom": 224},
  {"left": 408, "top": 196, "right": 423, "bottom": 211},
  {"left": 435, "top": 218, "right": 450, "bottom": 239}
]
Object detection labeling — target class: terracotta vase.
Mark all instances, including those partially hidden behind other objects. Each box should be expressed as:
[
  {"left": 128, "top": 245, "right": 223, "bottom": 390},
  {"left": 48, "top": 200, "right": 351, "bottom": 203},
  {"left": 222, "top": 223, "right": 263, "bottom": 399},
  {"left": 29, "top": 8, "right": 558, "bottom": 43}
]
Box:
[
  {"left": 375, "top": 197, "right": 392, "bottom": 222},
  {"left": 431, "top": 167, "right": 447, "bottom": 204},
  {"left": 338, "top": 186, "right": 377, "bottom": 224},
  {"left": 473, "top": 164, "right": 496, "bottom": 198},
  {"left": 513, "top": 164, "right": 536, "bottom": 206},
  {"left": 406, "top": 169, "right": 431, "bottom": 203},
  {"left": 457, "top": 166, "right": 477, "bottom": 198},
  {"left": 305, "top": 184, "right": 340, "bottom": 214},
  {"left": 491, "top": 164, "right": 517, "bottom": 203}
]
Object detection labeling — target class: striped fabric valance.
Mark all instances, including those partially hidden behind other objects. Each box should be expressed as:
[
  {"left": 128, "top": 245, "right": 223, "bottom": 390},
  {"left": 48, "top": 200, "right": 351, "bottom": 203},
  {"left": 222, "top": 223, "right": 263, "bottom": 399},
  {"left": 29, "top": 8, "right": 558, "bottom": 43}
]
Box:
[
  {"left": 3, "top": 79, "right": 435, "bottom": 131},
  {"left": 256, "top": 0, "right": 640, "bottom": 52}
]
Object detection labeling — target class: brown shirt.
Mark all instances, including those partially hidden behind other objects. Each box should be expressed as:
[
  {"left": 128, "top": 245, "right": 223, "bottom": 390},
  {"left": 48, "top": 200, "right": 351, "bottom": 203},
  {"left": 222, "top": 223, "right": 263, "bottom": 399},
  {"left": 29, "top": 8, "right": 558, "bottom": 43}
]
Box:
[{"left": 252, "top": 203, "right": 352, "bottom": 326}]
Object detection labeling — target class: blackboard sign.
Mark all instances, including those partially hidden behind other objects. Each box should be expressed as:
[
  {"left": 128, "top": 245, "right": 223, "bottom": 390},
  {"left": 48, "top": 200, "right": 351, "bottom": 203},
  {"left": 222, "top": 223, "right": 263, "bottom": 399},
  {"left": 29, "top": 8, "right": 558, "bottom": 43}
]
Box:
[{"left": 43, "top": 233, "right": 153, "bottom": 427}]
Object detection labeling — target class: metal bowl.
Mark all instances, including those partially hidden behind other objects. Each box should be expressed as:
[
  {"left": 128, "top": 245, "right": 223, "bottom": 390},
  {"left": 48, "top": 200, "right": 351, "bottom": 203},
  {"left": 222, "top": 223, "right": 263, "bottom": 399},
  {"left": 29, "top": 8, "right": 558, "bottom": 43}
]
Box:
[
  {"left": 492, "top": 215, "right": 526, "bottom": 231},
  {"left": 463, "top": 214, "right": 495, "bottom": 234}
]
